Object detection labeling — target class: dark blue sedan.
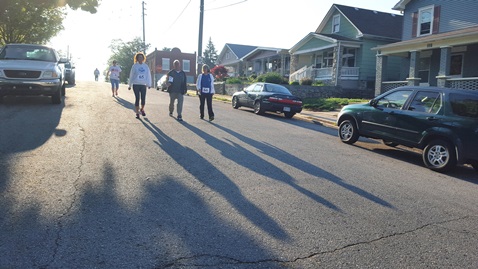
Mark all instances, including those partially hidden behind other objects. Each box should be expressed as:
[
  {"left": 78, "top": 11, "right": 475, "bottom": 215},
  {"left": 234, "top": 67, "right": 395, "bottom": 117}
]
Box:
[{"left": 232, "top": 83, "right": 302, "bottom": 118}]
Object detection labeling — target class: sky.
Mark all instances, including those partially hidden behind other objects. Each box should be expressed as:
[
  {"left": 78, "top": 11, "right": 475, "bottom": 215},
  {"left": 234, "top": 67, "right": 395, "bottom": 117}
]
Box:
[{"left": 49, "top": 0, "right": 401, "bottom": 81}]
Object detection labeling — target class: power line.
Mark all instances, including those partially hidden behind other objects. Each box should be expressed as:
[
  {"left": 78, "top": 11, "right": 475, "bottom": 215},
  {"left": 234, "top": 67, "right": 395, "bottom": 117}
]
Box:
[
  {"left": 166, "top": 0, "right": 193, "bottom": 32},
  {"left": 206, "top": 0, "right": 247, "bottom": 11}
]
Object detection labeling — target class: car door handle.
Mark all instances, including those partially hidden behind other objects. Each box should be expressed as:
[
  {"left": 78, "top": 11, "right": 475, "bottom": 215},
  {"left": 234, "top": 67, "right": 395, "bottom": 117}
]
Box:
[{"left": 426, "top": 116, "right": 439, "bottom": 121}]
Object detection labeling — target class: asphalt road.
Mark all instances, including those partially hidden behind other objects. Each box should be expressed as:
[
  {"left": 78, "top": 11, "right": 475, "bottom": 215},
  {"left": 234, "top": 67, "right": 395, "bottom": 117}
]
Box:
[{"left": 1, "top": 81, "right": 477, "bottom": 269}]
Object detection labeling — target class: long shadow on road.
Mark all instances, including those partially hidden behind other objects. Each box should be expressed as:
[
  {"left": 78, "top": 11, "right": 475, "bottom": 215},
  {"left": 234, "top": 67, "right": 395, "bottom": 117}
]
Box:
[
  {"left": 181, "top": 121, "right": 341, "bottom": 211},
  {"left": 210, "top": 123, "right": 394, "bottom": 209},
  {"left": 141, "top": 118, "right": 289, "bottom": 241}
]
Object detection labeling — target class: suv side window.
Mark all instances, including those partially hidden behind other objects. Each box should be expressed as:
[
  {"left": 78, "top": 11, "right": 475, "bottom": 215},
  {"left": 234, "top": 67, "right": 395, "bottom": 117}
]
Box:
[
  {"left": 409, "top": 91, "right": 441, "bottom": 113},
  {"left": 450, "top": 93, "right": 478, "bottom": 118},
  {"left": 376, "top": 90, "right": 412, "bottom": 109}
]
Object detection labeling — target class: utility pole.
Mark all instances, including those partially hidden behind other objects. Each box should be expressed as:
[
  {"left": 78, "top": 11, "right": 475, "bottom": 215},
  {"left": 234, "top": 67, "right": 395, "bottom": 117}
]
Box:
[
  {"left": 142, "top": 1, "right": 146, "bottom": 53},
  {"left": 197, "top": 0, "right": 204, "bottom": 77}
]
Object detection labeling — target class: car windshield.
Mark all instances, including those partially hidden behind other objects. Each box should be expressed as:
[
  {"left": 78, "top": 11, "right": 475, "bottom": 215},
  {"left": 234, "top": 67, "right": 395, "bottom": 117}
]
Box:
[
  {"left": 264, "top": 84, "right": 291, "bottom": 94},
  {"left": 0, "top": 45, "right": 57, "bottom": 62}
]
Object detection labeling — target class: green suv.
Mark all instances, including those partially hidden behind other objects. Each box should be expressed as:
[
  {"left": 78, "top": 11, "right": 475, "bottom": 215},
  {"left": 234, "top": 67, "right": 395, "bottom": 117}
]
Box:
[{"left": 337, "top": 86, "right": 478, "bottom": 173}]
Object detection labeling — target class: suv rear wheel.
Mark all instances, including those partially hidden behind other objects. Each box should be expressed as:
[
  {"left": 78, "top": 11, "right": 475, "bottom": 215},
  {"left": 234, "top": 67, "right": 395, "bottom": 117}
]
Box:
[{"left": 423, "top": 139, "right": 456, "bottom": 172}]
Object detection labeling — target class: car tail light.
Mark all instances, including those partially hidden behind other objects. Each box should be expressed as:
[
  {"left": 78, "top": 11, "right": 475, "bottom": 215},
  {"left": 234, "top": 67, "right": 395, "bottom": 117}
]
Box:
[{"left": 268, "top": 96, "right": 302, "bottom": 106}]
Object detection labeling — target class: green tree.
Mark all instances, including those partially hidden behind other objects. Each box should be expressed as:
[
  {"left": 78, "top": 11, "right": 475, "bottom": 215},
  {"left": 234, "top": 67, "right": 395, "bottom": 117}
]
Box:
[
  {"left": 203, "top": 37, "right": 218, "bottom": 68},
  {"left": 161, "top": 47, "right": 172, "bottom": 51},
  {"left": 0, "top": 0, "right": 99, "bottom": 46},
  {"left": 107, "top": 37, "right": 150, "bottom": 84}
]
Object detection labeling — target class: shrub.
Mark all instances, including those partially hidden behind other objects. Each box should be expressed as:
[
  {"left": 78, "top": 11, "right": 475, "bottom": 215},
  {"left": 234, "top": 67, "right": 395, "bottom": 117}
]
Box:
[
  {"left": 300, "top": 78, "right": 313, "bottom": 85},
  {"left": 226, "top": 77, "right": 242, "bottom": 84},
  {"left": 290, "top": 81, "right": 299, "bottom": 85},
  {"left": 312, "top": 80, "right": 325, "bottom": 86},
  {"left": 256, "top": 72, "right": 283, "bottom": 84},
  {"left": 210, "top": 65, "right": 229, "bottom": 81}
]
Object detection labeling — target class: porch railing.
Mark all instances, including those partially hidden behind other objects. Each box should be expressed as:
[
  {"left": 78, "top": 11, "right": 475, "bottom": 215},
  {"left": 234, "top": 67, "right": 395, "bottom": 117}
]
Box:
[
  {"left": 381, "top": 77, "right": 478, "bottom": 93},
  {"left": 290, "top": 66, "right": 359, "bottom": 82},
  {"left": 381, "top": 81, "right": 408, "bottom": 92},
  {"left": 446, "top": 77, "right": 478, "bottom": 90}
]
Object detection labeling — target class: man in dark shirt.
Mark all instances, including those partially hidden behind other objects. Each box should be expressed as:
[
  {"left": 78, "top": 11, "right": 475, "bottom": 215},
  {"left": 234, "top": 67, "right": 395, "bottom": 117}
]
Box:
[{"left": 166, "top": 60, "right": 187, "bottom": 121}]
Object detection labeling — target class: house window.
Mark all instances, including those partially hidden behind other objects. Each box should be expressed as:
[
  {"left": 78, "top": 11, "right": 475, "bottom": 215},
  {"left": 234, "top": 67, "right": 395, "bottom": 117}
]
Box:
[
  {"left": 315, "top": 55, "right": 322, "bottom": 68},
  {"left": 183, "top": 60, "right": 190, "bottom": 72},
  {"left": 162, "top": 58, "right": 170, "bottom": 71},
  {"left": 332, "top": 15, "right": 340, "bottom": 33},
  {"left": 342, "top": 48, "right": 356, "bottom": 67},
  {"left": 323, "top": 51, "right": 334, "bottom": 67},
  {"left": 418, "top": 6, "right": 433, "bottom": 36},
  {"left": 450, "top": 54, "right": 463, "bottom": 77}
]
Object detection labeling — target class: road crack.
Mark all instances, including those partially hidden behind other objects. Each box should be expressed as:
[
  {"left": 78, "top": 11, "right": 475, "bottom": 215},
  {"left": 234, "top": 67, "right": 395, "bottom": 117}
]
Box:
[{"left": 43, "top": 124, "right": 86, "bottom": 268}]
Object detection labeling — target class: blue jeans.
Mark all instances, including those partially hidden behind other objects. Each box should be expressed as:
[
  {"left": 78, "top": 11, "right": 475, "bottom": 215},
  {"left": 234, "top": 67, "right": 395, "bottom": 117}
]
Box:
[
  {"left": 133, "top": 85, "right": 146, "bottom": 106},
  {"left": 110, "top": 79, "right": 120, "bottom": 89}
]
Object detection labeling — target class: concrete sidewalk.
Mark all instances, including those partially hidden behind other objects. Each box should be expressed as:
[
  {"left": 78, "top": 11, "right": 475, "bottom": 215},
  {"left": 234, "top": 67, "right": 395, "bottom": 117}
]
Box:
[{"left": 205, "top": 92, "right": 339, "bottom": 127}]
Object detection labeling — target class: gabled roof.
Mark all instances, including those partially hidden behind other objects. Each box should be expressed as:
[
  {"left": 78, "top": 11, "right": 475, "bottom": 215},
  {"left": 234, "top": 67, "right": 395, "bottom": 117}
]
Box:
[
  {"left": 316, "top": 4, "right": 403, "bottom": 40},
  {"left": 242, "top": 46, "right": 287, "bottom": 60},
  {"left": 393, "top": 0, "right": 412, "bottom": 11},
  {"left": 223, "top": 43, "right": 257, "bottom": 59}
]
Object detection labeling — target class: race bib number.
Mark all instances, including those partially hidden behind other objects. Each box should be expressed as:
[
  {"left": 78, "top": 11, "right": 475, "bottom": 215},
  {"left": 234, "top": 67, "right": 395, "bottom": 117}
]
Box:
[
  {"left": 202, "top": 87, "right": 210, "bottom": 93},
  {"left": 137, "top": 74, "right": 146, "bottom": 81}
]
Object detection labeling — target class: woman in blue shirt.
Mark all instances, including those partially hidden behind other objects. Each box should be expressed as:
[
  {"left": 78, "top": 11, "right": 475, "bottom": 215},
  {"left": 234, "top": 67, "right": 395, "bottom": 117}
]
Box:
[{"left": 196, "top": 64, "right": 215, "bottom": 121}]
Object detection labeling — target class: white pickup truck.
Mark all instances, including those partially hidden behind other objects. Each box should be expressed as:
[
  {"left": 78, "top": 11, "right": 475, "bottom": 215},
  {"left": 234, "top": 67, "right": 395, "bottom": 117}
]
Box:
[{"left": 0, "top": 44, "right": 67, "bottom": 104}]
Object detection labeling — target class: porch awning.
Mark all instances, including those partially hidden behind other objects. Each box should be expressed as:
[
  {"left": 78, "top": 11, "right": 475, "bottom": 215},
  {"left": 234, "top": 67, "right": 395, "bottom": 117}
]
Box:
[{"left": 373, "top": 26, "right": 478, "bottom": 55}]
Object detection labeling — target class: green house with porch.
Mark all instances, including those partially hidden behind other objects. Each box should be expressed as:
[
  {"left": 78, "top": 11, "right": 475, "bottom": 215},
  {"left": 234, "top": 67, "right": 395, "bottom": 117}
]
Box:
[{"left": 289, "top": 4, "right": 403, "bottom": 97}]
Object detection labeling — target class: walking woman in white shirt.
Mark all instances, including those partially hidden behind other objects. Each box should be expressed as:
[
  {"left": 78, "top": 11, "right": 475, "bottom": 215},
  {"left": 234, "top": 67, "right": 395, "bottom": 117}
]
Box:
[{"left": 128, "top": 52, "right": 152, "bottom": 119}]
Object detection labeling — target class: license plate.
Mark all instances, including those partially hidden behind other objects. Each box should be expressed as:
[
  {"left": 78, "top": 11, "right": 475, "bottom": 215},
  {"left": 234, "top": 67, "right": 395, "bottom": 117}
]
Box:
[{"left": 283, "top": 107, "right": 291, "bottom": 112}]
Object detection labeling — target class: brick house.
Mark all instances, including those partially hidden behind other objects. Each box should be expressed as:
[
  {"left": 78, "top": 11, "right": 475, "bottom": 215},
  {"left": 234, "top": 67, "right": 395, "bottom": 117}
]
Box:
[{"left": 146, "top": 47, "right": 196, "bottom": 86}]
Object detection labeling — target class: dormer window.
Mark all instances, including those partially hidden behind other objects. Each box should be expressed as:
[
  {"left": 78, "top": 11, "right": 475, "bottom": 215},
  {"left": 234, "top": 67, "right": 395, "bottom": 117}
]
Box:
[
  {"left": 332, "top": 15, "right": 340, "bottom": 33},
  {"left": 418, "top": 6, "right": 433, "bottom": 35}
]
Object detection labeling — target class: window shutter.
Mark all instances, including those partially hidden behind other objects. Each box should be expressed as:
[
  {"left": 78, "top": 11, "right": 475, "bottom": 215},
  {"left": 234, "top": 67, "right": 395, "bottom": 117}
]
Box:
[
  {"left": 432, "top": 5, "right": 440, "bottom": 34},
  {"left": 412, "top": 12, "right": 418, "bottom": 37}
]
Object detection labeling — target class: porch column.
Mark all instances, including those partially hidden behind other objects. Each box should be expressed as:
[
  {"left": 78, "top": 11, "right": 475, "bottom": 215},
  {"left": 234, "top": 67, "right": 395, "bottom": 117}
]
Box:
[
  {"left": 332, "top": 43, "right": 342, "bottom": 86},
  {"left": 407, "top": 50, "right": 421, "bottom": 86},
  {"left": 375, "top": 54, "right": 388, "bottom": 96},
  {"left": 237, "top": 62, "right": 244, "bottom": 76},
  {"left": 281, "top": 53, "right": 286, "bottom": 76},
  {"left": 244, "top": 61, "right": 249, "bottom": 76},
  {"left": 436, "top": 46, "right": 451, "bottom": 88},
  {"left": 290, "top": 54, "right": 299, "bottom": 79}
]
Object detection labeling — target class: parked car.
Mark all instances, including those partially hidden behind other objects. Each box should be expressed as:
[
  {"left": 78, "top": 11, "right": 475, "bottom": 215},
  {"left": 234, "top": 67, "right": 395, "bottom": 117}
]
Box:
[
  {"left": 232, "top": 82, "right": 302, "bottom": 118},
  {"left": 337, "top": 86, "right": 478, "bottom": 173},
  {"left": 64, "top": 61, "right": 75, "bottom": 85},
  {"left": 156, "top": 74, "right": 168, "bottom": 91},
  {"left": 0, "top": 43, "right": 67, "bottom": 104}
]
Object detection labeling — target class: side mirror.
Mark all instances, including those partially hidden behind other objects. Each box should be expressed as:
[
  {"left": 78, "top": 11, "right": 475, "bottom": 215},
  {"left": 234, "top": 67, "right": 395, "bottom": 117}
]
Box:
[{"left": 369, "top": 99, "right": 377, "bottom": 107}]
